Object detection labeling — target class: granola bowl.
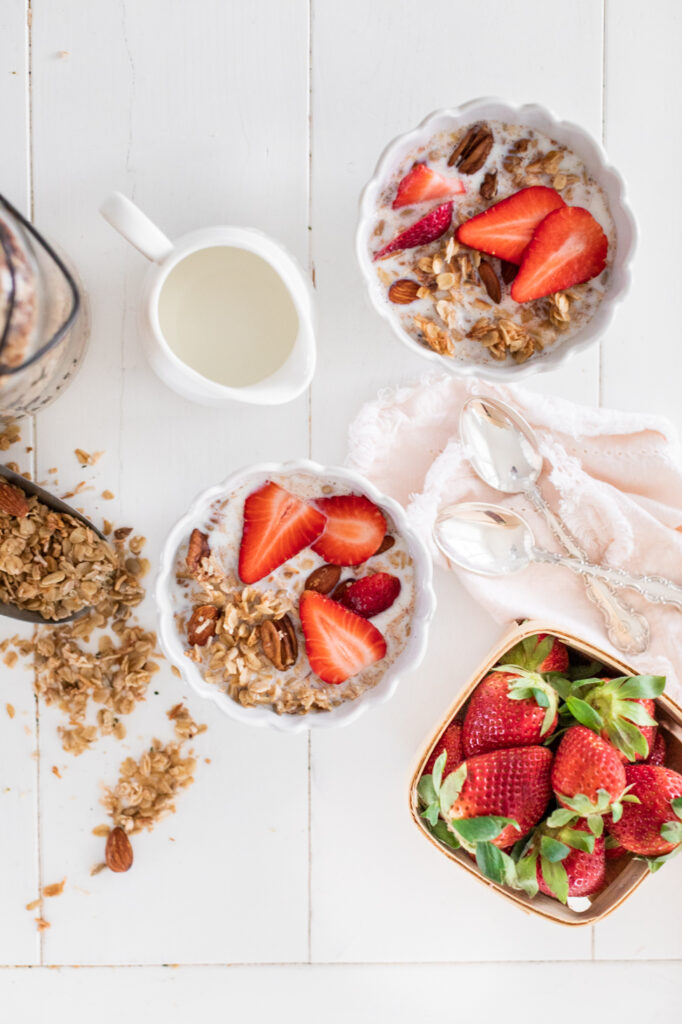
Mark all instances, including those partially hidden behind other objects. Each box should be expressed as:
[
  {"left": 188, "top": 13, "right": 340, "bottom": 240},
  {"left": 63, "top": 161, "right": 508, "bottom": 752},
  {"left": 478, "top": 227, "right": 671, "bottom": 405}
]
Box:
[
  {"left": 357, "top": 98, "right": 637, "bottom": 379},
  {"left": 156, "top": 459, "right": 436, "bottom": 733}
]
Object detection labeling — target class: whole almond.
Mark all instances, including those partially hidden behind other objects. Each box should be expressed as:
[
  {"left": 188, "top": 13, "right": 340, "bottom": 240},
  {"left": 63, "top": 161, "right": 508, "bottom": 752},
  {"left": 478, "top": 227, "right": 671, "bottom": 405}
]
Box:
[
  {"left": 388, "top": 279, "right": 421, "bottom": 305},
  {"left": 105, "top": 827, "right": 133, "bottom": 873},
  {"left": 478, "top": 260, "right": 501, "bottom": 304},
  {"left": 187, "top": 604, "right": 219, "bottom": 646},
  {"left": 0, "top": 482, "right": 29, "bottom": 518},
  {"left": 186, "top": 528, "right": 210, "bottom": 572},
  {"left": 305, "top": 563, "right": 341, "bottom": 594}
]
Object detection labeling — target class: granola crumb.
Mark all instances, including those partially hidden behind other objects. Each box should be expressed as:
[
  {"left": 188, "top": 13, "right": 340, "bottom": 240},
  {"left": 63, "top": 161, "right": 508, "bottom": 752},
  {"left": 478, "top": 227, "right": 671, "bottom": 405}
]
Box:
[
  {"left": 90, "top": 862, "right": 107, "bottom": 876},
  {"left": 5, "top": 703, "right": 15, "bottom": 718},
  {"left": 4, "top": 651, "right": 17, "bottom": 668},
  {"left": 35, "top": 917, "right": 50, "bottom": 932},
  {"left": 51, "top": 765, "right": 62, "bottom": 779},
  {"left": 74, "top": 449, "right": 103, "bottom": 467},
  {"left": 42, "top": 878, "right": 65, "bottom": 898},
  {"left": 101, "top": 490, "right": 114, "bottom": 500},
  {"left": 25, "top": 898, "right": 41, "bottom": 911}
]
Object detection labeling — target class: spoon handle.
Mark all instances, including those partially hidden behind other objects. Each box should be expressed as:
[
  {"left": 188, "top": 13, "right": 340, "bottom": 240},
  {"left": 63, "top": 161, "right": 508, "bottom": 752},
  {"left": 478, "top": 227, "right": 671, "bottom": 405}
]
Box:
[
  {"left": 534, "top": 547, "right": 682, "bottom": 610},
  {"left": 526, "top": 485, "right": 650, "bottom": 654}
]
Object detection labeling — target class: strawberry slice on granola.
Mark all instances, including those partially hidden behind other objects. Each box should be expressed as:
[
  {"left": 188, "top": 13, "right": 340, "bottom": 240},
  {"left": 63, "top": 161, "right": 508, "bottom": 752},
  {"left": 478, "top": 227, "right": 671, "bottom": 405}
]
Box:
[
  {"left": 300, "top": 590, "right": 387, "bottom": 685},
  {"left": 312, "top": 495, "right": 387, "bottom": 566},
  {"left": 238, "top": 481, "right": 326, "bottom": 584},
  {"left": 455, "top": 185, "right": 566, "bottom": 264},
  {"left": 510, "top": 206, "right": 608, "bottom": 303},
  {"left": 392, "top": 163, "right": 465, "bottom": 209}
]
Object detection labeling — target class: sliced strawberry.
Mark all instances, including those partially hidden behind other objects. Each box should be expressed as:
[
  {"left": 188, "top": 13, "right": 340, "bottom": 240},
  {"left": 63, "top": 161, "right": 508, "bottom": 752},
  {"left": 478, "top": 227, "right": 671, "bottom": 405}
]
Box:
[
  {"left": 455, "top": 186, "right": 565, "bottom": 264},
  {"left": 392, "top": 163, "right": 465, "bottom": 209},
  {"left": 373, "top": 202, "right": 453, "bottom": 261},
  {"left": 511, "top": 206, "right": 608, "bottom": 303},
  {"left": 238, "top": 481, "right": 326, "bottom": 584},
  {"left": 299, "top": 590, "right": 387, "bottom": 685},
  {"left": 312, "top": 495, "right": 387, "bottom": 566},
  {"left": 338, "top": 572, "right": 401, "bottom": 618}
]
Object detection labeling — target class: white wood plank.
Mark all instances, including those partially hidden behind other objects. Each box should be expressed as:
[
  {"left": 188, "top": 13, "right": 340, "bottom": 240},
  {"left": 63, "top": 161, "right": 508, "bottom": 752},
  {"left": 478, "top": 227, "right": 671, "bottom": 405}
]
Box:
[
  {"left": 309, "top": 0, "right": 602, "bottom": 961},
  {"left": 28, "top": 0, "right": 311, "bottom": 964},
  {"left": 601, "top": 0, "right": 682, "bottom": 433},
  {"left": 1, "top": 961, "right": 681, "bottom": 1023},
  {"left": 0, "top": 0, "right": 40, "bottom": 967}
]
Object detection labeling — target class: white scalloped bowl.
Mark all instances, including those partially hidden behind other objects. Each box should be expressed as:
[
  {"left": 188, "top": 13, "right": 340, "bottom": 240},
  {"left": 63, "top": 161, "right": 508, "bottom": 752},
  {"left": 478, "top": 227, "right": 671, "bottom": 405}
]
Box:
[
  {"left": 357, "top": 98, "right": 637, "bottom": 381},
  {"left": 156, "top": 459, "right": 436, "bottom": 733}
]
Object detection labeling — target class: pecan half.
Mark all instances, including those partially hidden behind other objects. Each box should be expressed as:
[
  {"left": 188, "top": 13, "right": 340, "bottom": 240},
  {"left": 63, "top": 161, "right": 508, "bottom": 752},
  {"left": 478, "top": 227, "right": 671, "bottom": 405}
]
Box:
[
  {"left": 259, "top": 614, "right": 297, "bottom": 671},
  {"left": 479, "top": 170, "right": 498, "bottom": 201},
  {"left": 388, "top": 279, "right": 420, "bottom": 305},
  {"left": 105, "top": 827, "right": 133, "bottom": 873},
  {"left": 186, "top": 528, "right": 210, "bottom": 572},
  {"left": 305, "top": 564, "right": 341, "bottom": 595},
  {"left": 187, "top": 604, "right": 219, "bottom": 646},
  {"left": 0, "top": 482, "right": 29, "bottom": 518},
  {"left": 478, "top": 260, "right": 501, "bottom": 304},
  {"left": 448, "top": 123, "right": 493, "bottom": 175},
  {"left": 374, "top": 534, "right": 395, "bottom": 555}
]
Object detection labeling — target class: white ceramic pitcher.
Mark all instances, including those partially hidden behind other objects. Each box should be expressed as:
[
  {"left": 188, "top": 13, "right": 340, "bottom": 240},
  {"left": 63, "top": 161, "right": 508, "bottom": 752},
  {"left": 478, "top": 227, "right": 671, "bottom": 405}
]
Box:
[{"left": 100, "top": 192, "right": 316, "bottom": 406}]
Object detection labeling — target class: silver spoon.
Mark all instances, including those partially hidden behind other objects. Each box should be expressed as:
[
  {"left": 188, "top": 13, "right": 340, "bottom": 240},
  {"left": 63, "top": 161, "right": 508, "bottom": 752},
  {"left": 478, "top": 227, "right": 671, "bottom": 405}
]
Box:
[
  {"left": 460, "top": 396, "right": 650, "bottom": 654},
  {"left": 0, "top": 464, "right": 107, "bottom": 625},
  {"left": 435, "top": 502, "right": 682, "bottom": 611}
]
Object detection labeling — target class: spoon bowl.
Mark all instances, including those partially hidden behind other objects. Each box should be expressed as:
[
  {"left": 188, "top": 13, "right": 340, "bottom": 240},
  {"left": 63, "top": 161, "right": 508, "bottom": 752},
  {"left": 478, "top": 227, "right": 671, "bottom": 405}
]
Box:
[
  {"left": 460, "top": 396, "right": 543, "bottom": 492},
  {"left": 434, "top": 502, "right": 534, "bottom": 576}
]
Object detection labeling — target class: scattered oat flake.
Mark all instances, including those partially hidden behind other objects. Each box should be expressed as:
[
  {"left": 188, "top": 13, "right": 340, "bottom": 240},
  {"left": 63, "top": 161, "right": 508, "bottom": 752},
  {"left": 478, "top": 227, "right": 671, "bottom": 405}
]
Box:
[
  {"left": 74, "top": 449, "right": 103, "bottom": 467},
  {"left": 101, "top": 490, "right": 114, "bottom": 500},
  {"left": 92, "top": 824, "right": 111, "bottom": 837},
  {"left": 90, "top": 862, "right": 107, "bottom": 876},
  {"left": 4, "top": 651, "right": 17, "bottom": 668},
  {"left": 51, "top": 765, "right": 62, "bottom": 779},
  {"left": 25, "top": 898, "right": 41, "bottom": 911},
  {"left": 35, "top": 917, "right": 50, "bottom": 932},
  {"left": 43, "top": 878, "right": 65, "bottom": 898},
  {"left": 6, "top": 703, "right": 15, "bottom": 718}
]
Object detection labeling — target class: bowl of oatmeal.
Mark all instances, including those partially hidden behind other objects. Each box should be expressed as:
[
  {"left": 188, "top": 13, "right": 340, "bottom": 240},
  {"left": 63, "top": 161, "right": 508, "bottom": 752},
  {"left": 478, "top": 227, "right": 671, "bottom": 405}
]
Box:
[
  {"left": 156, "top": 460, "right": 436, "bottom": 732},
  {"left": 357, "top": 98, "right": 636, "bottom": 378}
]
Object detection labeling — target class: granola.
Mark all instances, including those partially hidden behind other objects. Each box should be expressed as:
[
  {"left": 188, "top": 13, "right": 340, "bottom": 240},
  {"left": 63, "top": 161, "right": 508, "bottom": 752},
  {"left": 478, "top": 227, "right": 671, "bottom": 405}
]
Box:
[{"left": 372, "top": 118, "right": 615, "bottom": 367}]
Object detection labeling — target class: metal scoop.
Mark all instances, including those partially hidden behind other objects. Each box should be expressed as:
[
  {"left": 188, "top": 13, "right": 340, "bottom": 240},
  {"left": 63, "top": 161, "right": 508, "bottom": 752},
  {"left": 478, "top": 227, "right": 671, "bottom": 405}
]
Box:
[
  {"left": 434, "top": 502, "right": 682, "bottom": 611},
  {"left": 0, "top": 464, "right": 108, "bottom": 625}
]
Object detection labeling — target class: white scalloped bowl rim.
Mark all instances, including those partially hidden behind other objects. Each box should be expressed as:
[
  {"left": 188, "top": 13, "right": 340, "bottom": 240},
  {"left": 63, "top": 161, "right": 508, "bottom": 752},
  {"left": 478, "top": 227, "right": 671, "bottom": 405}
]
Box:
[
  {"left": 356, "top": 98, "right": 637, "bottom": 381},
  {"left": 156, "top": 459, "right": 436, "bottom": 733}
]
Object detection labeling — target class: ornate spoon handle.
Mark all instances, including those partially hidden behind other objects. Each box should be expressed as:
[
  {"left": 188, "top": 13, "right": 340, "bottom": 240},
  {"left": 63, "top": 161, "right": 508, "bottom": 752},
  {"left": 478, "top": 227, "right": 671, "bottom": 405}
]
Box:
[
  {"left": 534, "top": 547, "right": 682, "bottom": 610},
  {"left": 526, "top": 484, "right": 650, "bottom": 654}
]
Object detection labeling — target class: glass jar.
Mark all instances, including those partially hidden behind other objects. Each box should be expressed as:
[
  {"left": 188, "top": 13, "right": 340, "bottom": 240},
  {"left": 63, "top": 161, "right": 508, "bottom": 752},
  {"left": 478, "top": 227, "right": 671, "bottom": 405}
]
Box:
[{"left": 0, "top": 194, "right": 89, "bottom": 418}]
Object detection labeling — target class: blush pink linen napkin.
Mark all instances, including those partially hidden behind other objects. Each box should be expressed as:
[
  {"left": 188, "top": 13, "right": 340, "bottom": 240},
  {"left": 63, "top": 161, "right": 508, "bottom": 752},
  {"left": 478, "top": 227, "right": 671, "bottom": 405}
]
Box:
[{"left": 346, "top": 374, "right": 682, "bottom": 702}]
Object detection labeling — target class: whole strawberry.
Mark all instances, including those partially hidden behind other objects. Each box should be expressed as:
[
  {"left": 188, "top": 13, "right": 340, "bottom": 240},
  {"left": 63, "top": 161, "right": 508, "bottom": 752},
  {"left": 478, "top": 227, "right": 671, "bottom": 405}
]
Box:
[
  {"left": 568, "top": 675, "right": 664, "bottom": 762},
  {"left": 551, "top": 726, "right": 629, "bottom": 831},
  {"left": 419, "top": 746, "right": 553, "bottom": 887},
  {"left": 424, "top": 720, "right": 463, "bottom": 776},
  {"left": 462, "top": 669, "right": 558, "bottom": 757},
  {"left": 503, "top": 633, "right": 569, "bottom": 674},
  {"left": 515, "top": 817, "right": 605, "bottom": 903},
  {"left": 607, "top": 764, "right": 682, "bottom": 861}
]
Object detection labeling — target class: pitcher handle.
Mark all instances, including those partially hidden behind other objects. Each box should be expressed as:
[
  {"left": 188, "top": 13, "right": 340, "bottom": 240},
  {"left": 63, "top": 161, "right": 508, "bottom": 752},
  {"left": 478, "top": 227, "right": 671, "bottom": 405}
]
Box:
[{"left": 100, "top": 192, "right": 174, "bottom": 263}]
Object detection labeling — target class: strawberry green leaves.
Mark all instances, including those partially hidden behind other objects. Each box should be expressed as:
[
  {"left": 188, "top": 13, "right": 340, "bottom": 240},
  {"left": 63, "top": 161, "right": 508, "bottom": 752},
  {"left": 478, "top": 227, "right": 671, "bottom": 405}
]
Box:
[
  {"left": 475, "top": 841, "right": 518, "bottom": 886},
  {"left": 564, "top": 675, "right": 665, "bottom": 761},
  {"left": 659, "top": 796, "right": 682, "bottom": 846},
  {"left": 500, "top": 669, "right": 559, "bottom": 737},
  {"left": 418, "top": 755, "right": 467, "bottom": 835}
]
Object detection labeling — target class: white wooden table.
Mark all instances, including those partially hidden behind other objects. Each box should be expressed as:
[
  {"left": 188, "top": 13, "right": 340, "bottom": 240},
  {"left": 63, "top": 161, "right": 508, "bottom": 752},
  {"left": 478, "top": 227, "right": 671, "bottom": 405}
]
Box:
[{"left": 1, "top": 1, "right": 681, "bottom": 1019}]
